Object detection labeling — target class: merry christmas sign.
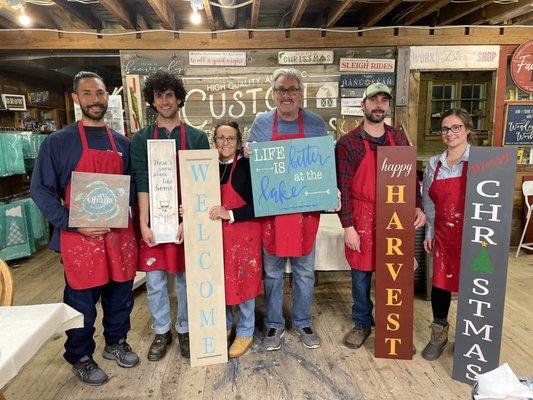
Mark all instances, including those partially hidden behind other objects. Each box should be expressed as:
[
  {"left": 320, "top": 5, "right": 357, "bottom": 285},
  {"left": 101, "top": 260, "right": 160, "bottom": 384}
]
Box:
[
  {"left": 452, "top": 147, "right": 517, "bottom": 384},
  {"left": 249, "top": 136, "right": 337, "bottom": 217}
]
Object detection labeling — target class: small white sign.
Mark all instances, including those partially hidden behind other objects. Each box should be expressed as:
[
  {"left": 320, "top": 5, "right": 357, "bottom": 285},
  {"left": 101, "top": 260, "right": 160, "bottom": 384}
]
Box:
[
  {"left": 189, "top": 51, "right": 247, "bottom": 66},
  {"left": 341, "top": 106, "right": 364, "bottom": 116},
  {"left": 1, "top": 94, "right": 26, "bottom": 111},
  {"left": 340, "top": 58, "right": 395, "bottom": 73},
  {"left": 278, "top": 50, "right": 334, "bottom": 65},
  {"left": 341, "top": 98, "right": 362, "bottom": 108},
  {"left": 316, "top": 82, "right": 338, "bottom": 109},
  {"left": 410, "top": 46, "right": 500, "bottom": 70}
]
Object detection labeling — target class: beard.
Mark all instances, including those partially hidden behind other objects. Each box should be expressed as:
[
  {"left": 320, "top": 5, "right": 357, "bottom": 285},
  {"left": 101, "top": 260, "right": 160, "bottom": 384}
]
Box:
[
  {"left": 80, "top": 102, "right": 108, "bottom": 121},
  {"left": 364, "top": 108, "right": 386, "bottom": 123}
]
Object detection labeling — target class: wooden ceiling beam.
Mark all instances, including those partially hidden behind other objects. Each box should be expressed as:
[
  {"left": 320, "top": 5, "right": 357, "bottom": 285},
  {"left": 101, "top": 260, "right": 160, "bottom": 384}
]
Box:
[
  {"left": 437, "top": 0, "right": 493, "bottom": 25},
  {"left": 202, "top": 0, "right": 216, "bottom": 30},
  {"left": 0, "top": 14, "right": 17, "bottom": 29},
  {"left": 364, "top": 0, "right": 402, "bottom": 27},
  {"left": 99, "top": 0, "right": 134, "bottom": 29},
  {"left": 326, "top": 0, "right": 356, "bottom": 27},
  {"left": 145, "top": 0, "right": 176, "bottom": 30},
  {"left": 249, "top": 0, "right": 260, "bottom": 28},
  {"left": 512, "top": 10, "right": 533, "bottom": 24},
  {"left": 290, "top": 0, "right": 310, "bottom": 27},
  {"left": 25, "top": 3, "right": 62, "bottom": 29},
  {"left": 465, "top": 0, "right": 532, "bottom": 25},
  {"left": 402, "top": 0, "right": 452, "bottom": 26},
  {"left": 52, "top": 0, "right": 102, "bottom": 29}
]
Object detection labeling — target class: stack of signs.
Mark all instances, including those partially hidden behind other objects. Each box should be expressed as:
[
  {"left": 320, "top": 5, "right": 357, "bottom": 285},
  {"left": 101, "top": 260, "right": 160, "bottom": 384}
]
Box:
[
  {"left": 452, "top": 147, "right": 517, "bottom": 384},
  {"left": 249, "top": 136, "right": 338, "bottom": 217}
]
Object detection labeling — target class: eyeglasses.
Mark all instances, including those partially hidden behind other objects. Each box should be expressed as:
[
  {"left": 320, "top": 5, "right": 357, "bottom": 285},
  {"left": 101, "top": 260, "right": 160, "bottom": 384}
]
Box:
[
  {"left": 440, "top": 124, "right": 464, "bottom": 135},
  {"left": 273, "top": 87, "right": 300, "bottom": 95},
  {"left": 214, "top": 136, "right": 238, "bottom": 144}
]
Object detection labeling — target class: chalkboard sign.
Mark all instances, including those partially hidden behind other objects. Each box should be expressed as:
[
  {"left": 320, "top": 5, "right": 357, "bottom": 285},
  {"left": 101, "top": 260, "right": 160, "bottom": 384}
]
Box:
[
  {"left": 249, "top": 136, "right": 337, "bottom": 217},
  {"left": 503, "top": 102, "right": 533, "bottom": 145}
]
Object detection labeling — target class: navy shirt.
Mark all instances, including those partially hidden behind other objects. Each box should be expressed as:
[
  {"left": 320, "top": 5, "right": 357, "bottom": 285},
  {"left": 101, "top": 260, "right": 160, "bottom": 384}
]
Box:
[{"left": 30, "top": 122, "right": 134, "bottom": 251}]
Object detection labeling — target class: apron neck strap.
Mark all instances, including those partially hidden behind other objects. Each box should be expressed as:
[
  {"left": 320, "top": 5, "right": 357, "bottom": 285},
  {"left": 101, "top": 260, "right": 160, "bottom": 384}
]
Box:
[
  {"left": 273, "top": 109, "right": 303, "bottom": 136},
  {"left": 77, "top": 120, "right": 116, "bottom": 152},
  {"left": 154, "top": 122, "right": 186, "bottom": 150}
]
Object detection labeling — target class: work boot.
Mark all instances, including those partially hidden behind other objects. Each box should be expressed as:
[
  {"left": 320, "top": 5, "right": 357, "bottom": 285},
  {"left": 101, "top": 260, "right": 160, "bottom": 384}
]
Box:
[
  {"left": 178, "top": 332, "right": 190, "bottom": 358},
  {"left": 343, "top": 326, "right": 371, "bottom": 349},
  {"left": 71, "top": 356, "right": 108, "bottom": 386},
  {"left": 229, "top": 336, "right": 253, "bottom": 358},
  {"left": 422, "top": 323, "right": 449, "bottom": 361},
  {"left": 147, "top": 331, "right": 172, "bottom": 361}
]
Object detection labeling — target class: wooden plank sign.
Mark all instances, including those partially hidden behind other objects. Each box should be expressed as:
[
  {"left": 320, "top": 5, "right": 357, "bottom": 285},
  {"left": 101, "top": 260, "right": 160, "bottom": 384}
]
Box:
[
  {"left": 147, "top": 139, "right": 179, "bottom": 244},
  {"left": 503, "top": 101, "right": 533, "bottom": 146},
  {"left": 452, "top": 147, "right": 517, "bottom": 384},
  {"left": 339, "top": 73, "right": 395, "bottom": 88},
  {"left": 375, "top": 146, "right": 416, "bottom": 359},
  {"left": 179, "top": 149, "right": 227, "bottom": 368},
  {"left": 68, "top": 172, "right": 130, "bottom": 228},
  {"left": 249, "top": 136, "right": 337, "bottom": 217}
]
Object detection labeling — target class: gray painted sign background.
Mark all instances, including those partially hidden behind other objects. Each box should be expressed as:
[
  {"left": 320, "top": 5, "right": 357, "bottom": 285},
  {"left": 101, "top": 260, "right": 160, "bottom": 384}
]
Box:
[{"left": 452, "top": 147, "right": 517, "bottom": 385}]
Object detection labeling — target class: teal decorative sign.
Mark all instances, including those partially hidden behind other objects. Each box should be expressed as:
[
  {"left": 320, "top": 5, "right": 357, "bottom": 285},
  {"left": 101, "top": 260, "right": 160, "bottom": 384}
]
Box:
[{"left": 249, "top": 136, "right": 337, "bottom": 217}]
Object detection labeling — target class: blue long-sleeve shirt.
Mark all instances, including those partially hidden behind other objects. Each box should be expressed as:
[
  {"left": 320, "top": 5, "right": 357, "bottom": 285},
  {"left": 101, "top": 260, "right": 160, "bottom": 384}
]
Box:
[{"left": 30, "top": 123, "right": 134, "bottom": 251}]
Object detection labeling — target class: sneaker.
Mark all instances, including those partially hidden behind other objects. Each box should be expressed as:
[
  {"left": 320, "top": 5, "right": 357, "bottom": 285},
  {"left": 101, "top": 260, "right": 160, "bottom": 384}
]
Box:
[
  {"left": 102, "top": 339, "right": 140, "bottom": 368},
  {"left": 422, "top": 323, "right": 449, "bottom": 361},
  {"left": 177, "top": 332, "right": 190, "bottom": 359},
  {"left": 294, "top": 326, "right": 320, "bottom": 349},
  {"left": 147, "top": 331, "right": 172, "bottom": 361},
  {"left": 72, "top": 356, "right": 109, "bottom": 386},
  {"left": 343, "top": 326, "right": 371, "bottom": 349},
  {"left": 263, "top": 327, "right": 285, "bottom": 351},
  {"left": 229, "top": 336, "right": 253, "bottom": 358}
]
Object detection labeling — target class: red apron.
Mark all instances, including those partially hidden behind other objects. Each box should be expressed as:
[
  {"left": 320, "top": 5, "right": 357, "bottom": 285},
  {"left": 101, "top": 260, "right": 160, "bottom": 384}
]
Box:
[
  {"left": 221, "top": 155, "right": 262, "bottom": 305},
  {"left": 345, "top": 131, "right": 395, "bottom": 271},
  {"left": 262, "top": 110, "right": 321, "bottom": 257},
  {"left": 428, "top": 160, "right": 468, "bottom": 292},
  {"left": 60, "top": 121, "right": 138, "bottom": 290},
  {"left": 138, "top": 123, "right": 186, "bottom": 273}
]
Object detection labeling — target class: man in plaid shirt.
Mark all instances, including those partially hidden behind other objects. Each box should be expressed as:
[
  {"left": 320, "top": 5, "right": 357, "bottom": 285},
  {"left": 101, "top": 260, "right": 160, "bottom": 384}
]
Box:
[{"left": 336, "top": 83, "right": 426, "bottom": 350}]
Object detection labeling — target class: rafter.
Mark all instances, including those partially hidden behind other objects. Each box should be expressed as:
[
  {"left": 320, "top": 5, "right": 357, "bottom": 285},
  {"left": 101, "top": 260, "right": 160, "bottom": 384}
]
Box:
[
  {"left": 99, "top": 0, "right": 134, "bottom": 29},
  {"left": 249, "top": 0, "right": 260, "bottom": 28},
  {"left": 145, "top": 0, "right": 176, "bottom": 30},
  {"left": 326, "top": 0, "right": 356, "bottom": 27},
  {"left": 0, "top": 14, "right": 17, "bottom": 29},
  {"left": 437, "top": 0, "right": 493, "bottom": 25},
  {"left": 26, "top": 3, "right": 62, "bottom": 29},
  {"left": 512, "top": 10, "right": 533, "bottom": 24},
  {"left": 52, "top": 0, "right": 102, "bottom": 29},
  {"left": 402, "top": 0, "right": 452, "bottom": 26},
  {"left": 364, "top": 0, "right": 402, "bottom": 27},
  {"left": 202, "top": 0, "right": 216, "bottom": 30},
  {"left": 487, "top": 0, "right": 532, "bottom": 24},
  {"left": 290, "top": 0, "right": 310, "bottom": 27}
]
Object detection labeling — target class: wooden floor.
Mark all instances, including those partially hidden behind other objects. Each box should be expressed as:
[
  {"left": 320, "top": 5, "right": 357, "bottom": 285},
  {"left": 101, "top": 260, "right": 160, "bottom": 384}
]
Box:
[{"left": 2, "top": 249, "right": 532, "bottom": 400}]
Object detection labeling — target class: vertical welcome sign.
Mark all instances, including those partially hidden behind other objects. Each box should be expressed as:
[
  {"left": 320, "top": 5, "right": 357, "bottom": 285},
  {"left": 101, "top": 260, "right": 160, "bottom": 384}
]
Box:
[
  {"left": 375, "top": 146, "right": 416, "bottom": 359},
  {"left": 453, "top": 147, "right": 517, "bottom": 384},
  {"left": 179, "top": 149, "right": 228, "bottom": 367}
]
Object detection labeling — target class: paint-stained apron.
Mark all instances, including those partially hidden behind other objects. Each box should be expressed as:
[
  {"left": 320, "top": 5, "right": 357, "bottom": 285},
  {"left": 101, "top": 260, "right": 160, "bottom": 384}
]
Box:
[
  {"left": 429, "top": 160, "right": 468, "bottom": 292},
  {"left": 138, "top": 123, "right": 186, "bottom": 273},
  {"left": 221, "top": 155, "right": 262, "bottom": 305},
  {"left": 61, "top": 121, "right": 137, "bottom": 290},
  {"left": 262, "top": 109, "right": 320, "bottom": 257},
  {"left": 345, "top": 131, "right": 395, "bottom": 271}
]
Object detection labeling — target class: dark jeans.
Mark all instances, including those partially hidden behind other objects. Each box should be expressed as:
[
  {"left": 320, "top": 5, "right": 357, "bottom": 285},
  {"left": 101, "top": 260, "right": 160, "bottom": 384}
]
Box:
[
  {"left": 63, "top": 278, "right": 134, "bottom": 364},
  {"left": 351, "top": 269, "right": 374, "bottom": 330}
]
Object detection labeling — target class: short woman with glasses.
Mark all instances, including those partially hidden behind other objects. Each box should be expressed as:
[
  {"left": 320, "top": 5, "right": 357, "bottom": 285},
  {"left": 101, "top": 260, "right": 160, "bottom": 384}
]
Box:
[
  {"left": 209, "top": 121, "right": 262, "bottom": 358},
  {"left": 421, "top": 108, "right": 476, "bottom": 361}
]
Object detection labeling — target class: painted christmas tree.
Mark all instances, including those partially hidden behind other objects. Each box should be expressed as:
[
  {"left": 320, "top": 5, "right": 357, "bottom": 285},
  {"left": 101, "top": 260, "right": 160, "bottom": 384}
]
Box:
[{"left": 470, "top": 242, "right": 494, "bottom": 274}]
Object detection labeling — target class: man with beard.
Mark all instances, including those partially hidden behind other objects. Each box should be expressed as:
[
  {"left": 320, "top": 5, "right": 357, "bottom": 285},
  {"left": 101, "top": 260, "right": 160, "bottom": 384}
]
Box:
[
  {"left": 131, "top": 71, "right": 209, "bottom": 361},
  {"left": 31, "top": 71, "right": 139, "bottom": 385},
  {"left": 335, "top": 83, "right": 425, "bottom": 350}
]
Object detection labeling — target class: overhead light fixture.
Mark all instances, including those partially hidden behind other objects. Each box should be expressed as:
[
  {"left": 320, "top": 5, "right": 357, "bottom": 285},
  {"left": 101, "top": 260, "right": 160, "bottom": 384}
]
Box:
[
  {"left": 190, "top": 0, "right": 202, "bottom": 24},
  {"left": 18, "top": 12, "right": 31, "bottom": 27}
]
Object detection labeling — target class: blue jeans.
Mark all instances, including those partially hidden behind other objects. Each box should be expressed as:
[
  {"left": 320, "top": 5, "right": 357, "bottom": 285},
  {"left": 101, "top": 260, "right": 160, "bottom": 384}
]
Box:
[
  {"left": 263, "top": 246, "right": 316, "bottom": 330},
  {"left": 226, "top": 298, "right": 255, "bottom": 337},
  {"left": 351, "top": 269, "right": 374, "bottom": 330},
  {"left": 146, "top": 270, "right": 188, "bottom": 334}
]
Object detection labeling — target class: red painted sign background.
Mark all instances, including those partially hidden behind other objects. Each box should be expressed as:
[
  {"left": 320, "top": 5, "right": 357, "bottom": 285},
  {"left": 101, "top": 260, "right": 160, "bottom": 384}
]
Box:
[{"left": 510, "top": 40, "right": 533, "bottom": 93}]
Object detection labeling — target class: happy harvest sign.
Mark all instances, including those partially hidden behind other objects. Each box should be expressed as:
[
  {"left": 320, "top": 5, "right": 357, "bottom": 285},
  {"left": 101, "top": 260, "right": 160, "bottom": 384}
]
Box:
[
  {"left": 68, "top": 172, "right": 130, "bottom": 228},
  {"left": 452, "top": 147, "right": 517, "bottom": 384},
  {"left": 249, "top": 136, "right": 337, "bottom": 217}
]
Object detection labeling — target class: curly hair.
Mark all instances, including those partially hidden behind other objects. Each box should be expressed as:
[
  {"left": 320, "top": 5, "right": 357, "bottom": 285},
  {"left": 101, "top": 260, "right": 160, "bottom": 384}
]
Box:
[{"left": 143, "top": 71, "right": 187, "bottom": 110}]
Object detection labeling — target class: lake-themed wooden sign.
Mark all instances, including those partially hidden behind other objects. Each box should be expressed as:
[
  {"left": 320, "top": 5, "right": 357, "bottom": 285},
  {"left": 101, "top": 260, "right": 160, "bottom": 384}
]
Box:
[
  {"left": 68, "top": 172, "right": 130, "bottom": 228},
  {"left": 503, "top": 101, "right": 533, "bottom": 145},
  {"left": 249, "top": 136, "right": 337, "bottom": 217},
  {"left": 147, "top": 139, "right": 180, "bottom": 243},
  {"left": 374, "top": 146, "right": 416, "bottom": 360}
]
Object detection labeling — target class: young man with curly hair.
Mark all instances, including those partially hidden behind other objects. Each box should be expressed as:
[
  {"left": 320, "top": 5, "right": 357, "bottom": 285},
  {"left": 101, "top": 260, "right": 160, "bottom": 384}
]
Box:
[{"left": 131, "top": 71, "right": 209, "bottom": 361}]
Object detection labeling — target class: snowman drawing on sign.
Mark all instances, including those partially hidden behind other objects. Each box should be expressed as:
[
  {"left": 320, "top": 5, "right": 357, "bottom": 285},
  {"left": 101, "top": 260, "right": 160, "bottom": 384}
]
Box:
[{"left": 156, "top": 200, "right": 176, "bottom": 225}]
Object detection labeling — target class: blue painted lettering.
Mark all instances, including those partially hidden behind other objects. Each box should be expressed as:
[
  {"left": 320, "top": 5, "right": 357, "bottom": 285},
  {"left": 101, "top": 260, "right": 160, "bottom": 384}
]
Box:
[
  {"left": 198, "top": 251, "right": 210, "bottom": 270},
  {"left": 196, "top": 193, "right": 208, "bottom": 212},
  {"left": 258, "top": 176, "right": 306, "bottom": 205},
  {"left": 199, "top": 281, "right": 213, "bottom": 298},
  {"left": 190, "top": 164, "right": 209, "bottom": 182}
]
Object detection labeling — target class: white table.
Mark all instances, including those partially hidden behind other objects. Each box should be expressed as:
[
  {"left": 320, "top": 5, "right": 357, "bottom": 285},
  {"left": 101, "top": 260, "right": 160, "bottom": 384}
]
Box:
[{"left": 0, "top": 303, "right": 83, "bottom": 389}]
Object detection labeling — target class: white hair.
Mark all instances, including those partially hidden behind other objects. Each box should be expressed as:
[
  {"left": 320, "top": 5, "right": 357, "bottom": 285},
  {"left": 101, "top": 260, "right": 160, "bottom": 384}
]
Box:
[{"left": 271, "top": 68, "right": 303, "bottom": 89}]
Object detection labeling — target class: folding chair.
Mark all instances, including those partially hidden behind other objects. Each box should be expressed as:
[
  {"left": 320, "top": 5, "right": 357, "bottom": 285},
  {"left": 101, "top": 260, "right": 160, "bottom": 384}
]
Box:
[
  {"left": 516, "top": 181, "right": 533, "bottom": 257},
  {"left": 0, "top": 259, "right": 14, "bottom": 306}
]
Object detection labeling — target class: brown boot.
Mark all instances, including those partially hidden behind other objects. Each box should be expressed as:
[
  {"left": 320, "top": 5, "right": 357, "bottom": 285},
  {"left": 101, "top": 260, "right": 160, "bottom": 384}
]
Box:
[
  {"left": 178, "top": 332, "right": 190, "bottom": 359},
  {"left": 422, "top": 323, "right": 448, "bottom": 361},
  {"left": 343, "top": 326, "right": 371, "bottom": 349},
  {"left": 147, "top": 331, "right": 172, "bottom": 361}
]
